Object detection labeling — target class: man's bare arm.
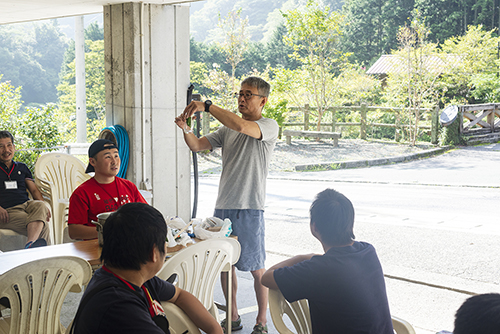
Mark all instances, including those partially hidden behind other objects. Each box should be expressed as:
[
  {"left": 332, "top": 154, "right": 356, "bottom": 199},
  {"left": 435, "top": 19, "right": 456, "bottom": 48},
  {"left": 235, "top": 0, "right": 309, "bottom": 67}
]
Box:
[
  {"left": 68, "top": 224, "right": 98, "bottom": 240},
  {"left": 261, "top": 254, "right": 317, "bottom": 290},
  {"left": 174, "top": 115, "right": 213, "bottom": 152},
  {"left": 181, "top": 101, "right": 263, "bottom": 139},
  {"left": 25, "top": 179, "right": 43, "bottom": 201},
  {"left": 168, "top": 287, "right": 223, "bottom": 334}
]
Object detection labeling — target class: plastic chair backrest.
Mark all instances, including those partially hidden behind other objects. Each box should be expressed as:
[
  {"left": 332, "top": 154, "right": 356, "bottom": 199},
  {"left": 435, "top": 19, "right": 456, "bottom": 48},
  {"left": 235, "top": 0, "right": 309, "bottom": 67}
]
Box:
[
  {"left": 0, "top": 255, "right": 92, "bottom": 334},
  {"left": 156, "top": 238, "right": 240, "bottom": 320},
  {"left": 268, "top": 289, "right": 416, "bottom": 334},
  {"left": 269, "top": 289, "right": 312, "bottom": 334},
  {"left": 391, "top": 316, "right": 417, "bottom": 334},
  {"left": 160, "top": 301, "right": 201, "bottom": 334},
  {"left": 34, "top": 152, "right": 90, "bottom": 244},
  {"left": 35, "top": 152, "right": 89, "bottom": 201}
]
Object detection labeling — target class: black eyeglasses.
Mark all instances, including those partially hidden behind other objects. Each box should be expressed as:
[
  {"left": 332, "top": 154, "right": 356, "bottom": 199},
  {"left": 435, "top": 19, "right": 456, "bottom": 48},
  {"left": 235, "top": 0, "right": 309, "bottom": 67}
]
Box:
[{"left": 233, "top": 92, "right": 265, "bottom": 100}]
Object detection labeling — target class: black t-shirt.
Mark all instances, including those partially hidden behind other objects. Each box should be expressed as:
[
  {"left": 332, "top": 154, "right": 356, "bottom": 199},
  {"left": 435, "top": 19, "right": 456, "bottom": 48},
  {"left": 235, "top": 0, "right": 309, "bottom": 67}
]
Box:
[
  {"left": 74, "top": 268, "right": 176, "bottom": 334},
  {"left": 0, "top": 161, "right": 31, "bottom": 209},
  {"left": 274, "top": 241, "right": 393, "bottom": 334}
]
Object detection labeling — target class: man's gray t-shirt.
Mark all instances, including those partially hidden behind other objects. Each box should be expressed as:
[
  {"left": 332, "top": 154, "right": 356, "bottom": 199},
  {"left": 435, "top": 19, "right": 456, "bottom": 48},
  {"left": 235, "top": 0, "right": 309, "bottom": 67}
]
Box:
[{"left": 205, "top": 117, "right": 279, "bottom": 210}]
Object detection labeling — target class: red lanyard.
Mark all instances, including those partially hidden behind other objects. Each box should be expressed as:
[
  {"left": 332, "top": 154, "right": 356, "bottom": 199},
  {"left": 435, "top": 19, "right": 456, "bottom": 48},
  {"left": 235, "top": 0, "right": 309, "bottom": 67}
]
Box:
[
  {"left": 0, "top": 162, "right": 15, "bottom": 180},
  {"left": 102, "top": 265, "right": 157, "bottom": 318}
]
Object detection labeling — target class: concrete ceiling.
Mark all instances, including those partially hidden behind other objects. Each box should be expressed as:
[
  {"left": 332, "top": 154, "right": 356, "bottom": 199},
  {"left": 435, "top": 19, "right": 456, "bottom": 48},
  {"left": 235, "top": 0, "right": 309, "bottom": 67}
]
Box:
[{"left": 0, "top": 0, "right": 194, "bottom": 25}]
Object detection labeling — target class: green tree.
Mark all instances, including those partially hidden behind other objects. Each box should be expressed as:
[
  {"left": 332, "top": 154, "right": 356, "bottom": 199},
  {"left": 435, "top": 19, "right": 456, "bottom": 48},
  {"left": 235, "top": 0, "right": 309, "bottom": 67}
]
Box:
[
  {"left": 189, "top": 61, "right": 211, "bottom": 96},
  {"left": 0, "top": 75, "right": 22, "bottom": 134},
  {"left": 282, "top": 0, "right": 350, "bottom": 130},
  {"left": 0, "top": 21, "right": 67, "bottom": 106},
  {"left": 15, "top": 104, "right": 63, "bottom": 171},
  {"left": 439, "top": 25, "right": 500, "bottom": 104},
  {"left": 1, "top": 76, "right": 62, "bottom": 169},
  {"left": 84, "top": 21, "right": 104, "bottom": 41},
  {"left": 237, "top": 42, "right": 268, "bottom": 77},
  {"left": 57, "top": 39, "right": 105, "bottom": 142},
  {"left": 59, "top": 22, "right": 104, "bottom": 87},
  {"left": 342, "top": 0, "right": 414, "bottom": 66},
  {"left": 264, "top": 23, "right": 301, "bottom": 70},
  {"left": 414, "top": 0, "right": 466, "bottom": 43},
  {"left": 384, "top": 12, "right": 441, "bottom": 145},
  {"left": 416, "top": 0, "right": 499, "bottom": 44},
  {"left": 262, "top": 99, "right": 288, "bottom": 138},
  {"left": 216, "top": 9, "right": 250, "bottom": 99},
  {"left": 202, "top": 64, "right": 239, "bottom": 112},
  {"left": 31, "top": 20, "right": 68, "bottom": 104}
]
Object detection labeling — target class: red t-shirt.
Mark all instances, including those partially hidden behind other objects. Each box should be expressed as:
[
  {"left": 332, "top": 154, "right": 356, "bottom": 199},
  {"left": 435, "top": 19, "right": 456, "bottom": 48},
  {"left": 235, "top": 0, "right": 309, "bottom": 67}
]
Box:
[{"left": 68, "top": 177, "right": 147, "bottom": 227}]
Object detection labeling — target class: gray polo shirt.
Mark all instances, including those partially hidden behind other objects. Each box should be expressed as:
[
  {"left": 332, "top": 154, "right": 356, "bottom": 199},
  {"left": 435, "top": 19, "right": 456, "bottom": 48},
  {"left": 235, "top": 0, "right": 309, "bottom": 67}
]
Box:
[{"left": 205, "top": 117, "right": 279, "bottom": 210}]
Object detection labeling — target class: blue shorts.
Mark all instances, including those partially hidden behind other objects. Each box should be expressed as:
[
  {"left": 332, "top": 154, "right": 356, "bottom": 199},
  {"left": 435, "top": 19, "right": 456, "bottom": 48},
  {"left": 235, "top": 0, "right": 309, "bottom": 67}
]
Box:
[{"left": 213, "top": 209, "right": 265, "bottom": 272}]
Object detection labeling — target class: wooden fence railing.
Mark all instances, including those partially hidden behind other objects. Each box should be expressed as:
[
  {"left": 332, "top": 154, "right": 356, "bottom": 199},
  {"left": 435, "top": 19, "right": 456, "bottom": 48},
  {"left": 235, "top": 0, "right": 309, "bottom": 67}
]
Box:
[
  {"left": 460, "top": 103, "right": 500, "bottom": 135},
  {"left": 282, "top": 103, "right": 440, "bottom": 144}
]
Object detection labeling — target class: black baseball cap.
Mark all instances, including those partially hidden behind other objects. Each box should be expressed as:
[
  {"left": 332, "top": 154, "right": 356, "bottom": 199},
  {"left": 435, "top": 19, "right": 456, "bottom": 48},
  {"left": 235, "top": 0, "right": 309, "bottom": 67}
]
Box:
[{"left": 85, "top": 139, "right": 119, "bottom": 173}]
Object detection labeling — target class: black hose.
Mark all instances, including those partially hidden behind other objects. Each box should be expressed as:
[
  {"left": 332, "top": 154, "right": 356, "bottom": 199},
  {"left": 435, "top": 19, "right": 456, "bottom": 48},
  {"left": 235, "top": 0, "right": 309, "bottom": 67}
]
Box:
[
  {"left": 186, "top": 84, "right": 199, "bottom": 219},
  {"left": 191, "top": 111, "right": 202, "bottom": 219}
]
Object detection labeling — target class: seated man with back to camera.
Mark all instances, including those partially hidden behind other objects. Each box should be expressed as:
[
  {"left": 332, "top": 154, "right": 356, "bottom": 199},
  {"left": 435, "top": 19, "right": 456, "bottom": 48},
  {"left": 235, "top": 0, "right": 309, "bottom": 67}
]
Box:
[
  {"left": 68, "top": 139, "right": 146, "bottom": 240},
  {"left": 262, "top": 188, "right": 393, "bottom": 334},
  {"left": 0, "top": 130, "right": 51, "bottom": 248},
  {"left": 453, "top": 293, "right": 500, "bottom": 334},
  {"left": 71, "top": 202, "right": 223, "bottom": 334}
]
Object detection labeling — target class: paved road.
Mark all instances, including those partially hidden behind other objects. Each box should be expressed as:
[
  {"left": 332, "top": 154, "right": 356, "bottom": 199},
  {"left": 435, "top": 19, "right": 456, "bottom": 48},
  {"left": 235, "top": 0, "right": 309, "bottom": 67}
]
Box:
[{"left": 198, "top": 143, "right": 500, "bottom": 333}]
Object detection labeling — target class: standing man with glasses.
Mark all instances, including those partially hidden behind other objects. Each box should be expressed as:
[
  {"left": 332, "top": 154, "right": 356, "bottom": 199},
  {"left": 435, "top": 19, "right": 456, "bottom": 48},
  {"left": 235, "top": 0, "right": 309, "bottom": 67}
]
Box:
[{"left": 175, "top": 76, "right": 279, "bottom": 334}]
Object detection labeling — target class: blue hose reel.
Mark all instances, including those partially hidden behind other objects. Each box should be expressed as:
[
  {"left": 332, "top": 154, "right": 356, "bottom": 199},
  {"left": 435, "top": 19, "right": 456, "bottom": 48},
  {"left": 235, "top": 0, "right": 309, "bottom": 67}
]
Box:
[{"left": 98, "top": 124, "right": 129, "bottom": 179}]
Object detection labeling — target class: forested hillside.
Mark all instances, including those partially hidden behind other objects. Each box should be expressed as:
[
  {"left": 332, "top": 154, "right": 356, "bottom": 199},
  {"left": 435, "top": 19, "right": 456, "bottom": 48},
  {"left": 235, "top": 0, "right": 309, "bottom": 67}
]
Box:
[
  {"left": 191, "top": 0, "right": 499, "bottom": 66},
  {"left": 1, "top": 0, "right": 500, "bottom": 148},
  {"left": 0, "top": 21, "right": 67, "bottom": 106},
  {"left": 190, "top": 0, "right": 344, "bottom": 42}
]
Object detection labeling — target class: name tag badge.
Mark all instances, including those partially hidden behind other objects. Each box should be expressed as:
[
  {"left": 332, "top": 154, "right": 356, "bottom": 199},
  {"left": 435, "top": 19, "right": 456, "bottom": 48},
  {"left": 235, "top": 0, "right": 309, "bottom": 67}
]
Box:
[{"left": 4, "top": 180, "right": 18, "bottom": 190}]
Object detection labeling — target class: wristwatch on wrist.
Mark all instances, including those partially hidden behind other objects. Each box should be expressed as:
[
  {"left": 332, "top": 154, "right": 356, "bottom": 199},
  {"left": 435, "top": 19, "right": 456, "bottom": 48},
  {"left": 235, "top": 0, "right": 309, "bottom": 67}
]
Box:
[{"left": 204, "top": 100, "right": 212, "bottom": 113}]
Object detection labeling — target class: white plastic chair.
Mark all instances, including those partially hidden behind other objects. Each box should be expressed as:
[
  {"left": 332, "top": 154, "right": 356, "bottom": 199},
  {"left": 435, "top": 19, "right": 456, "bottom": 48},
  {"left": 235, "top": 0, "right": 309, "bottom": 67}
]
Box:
[
  {"left": 0, "top": 230, "right": 27, "bottom": 252},
  {"left": 34, "top": 152, "right": 91, "bottom": 244},
  {"left": 268, "top": 289, "right": 416, "bottom": 334},
  {"left": 156, "top": 238, "right": 241, "bottom": 322},
  {"left": 0, "top": 255, "right": 92, "bottom": 334},
  {"left": 391, "top": 316, "right": 417, "bottom": 334},
  {"left": 269, "top": 289, "right": 312, "bottom": 334},
  {"left": 160, "top": 302, "right": 202, "bottom": 334}
]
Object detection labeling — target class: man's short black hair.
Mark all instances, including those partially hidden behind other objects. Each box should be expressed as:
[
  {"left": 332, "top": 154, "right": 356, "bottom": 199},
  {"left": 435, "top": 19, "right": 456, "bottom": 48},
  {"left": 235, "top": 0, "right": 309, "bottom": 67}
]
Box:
[
  {"left": 0, "top": 131, "right": 14, "bottom": 143},
  {"left": 454, "top": 293, "right": 500, "bottom": 334},
  {"left": 100, "top": 202, "right": 167, "bottom": 270},
  {"left": 309, "top": 188, "right": 355, "bottom": 246},
  {"left": 241, "top": 76, "right": 271, "bottom": 97}
]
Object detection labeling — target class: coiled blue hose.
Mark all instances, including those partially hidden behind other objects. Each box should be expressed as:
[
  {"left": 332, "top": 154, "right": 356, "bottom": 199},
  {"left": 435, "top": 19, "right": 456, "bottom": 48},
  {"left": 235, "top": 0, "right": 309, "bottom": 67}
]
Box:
[{"left": 101, "top": 125, "right": 129, "bottom": 178}]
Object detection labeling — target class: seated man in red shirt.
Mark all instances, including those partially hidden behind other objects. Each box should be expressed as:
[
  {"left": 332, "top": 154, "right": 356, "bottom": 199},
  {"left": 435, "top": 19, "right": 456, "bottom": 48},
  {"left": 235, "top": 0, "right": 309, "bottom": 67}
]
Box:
[{"left": 68, "top": 139, "right": 146, "bottom": 240}]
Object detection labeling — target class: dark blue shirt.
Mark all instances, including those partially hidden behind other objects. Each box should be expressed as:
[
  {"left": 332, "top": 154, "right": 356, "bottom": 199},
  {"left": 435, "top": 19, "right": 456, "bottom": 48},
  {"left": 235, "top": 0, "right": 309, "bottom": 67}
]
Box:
[
  {"left": 74, "top": 268, "right": 176, "bottom": 334},
  {"left": 274, "top": 241, "right": 393, "bottom": 334},
  {"left": 0, "top": 161, "right": 32, "bottom": 209}
]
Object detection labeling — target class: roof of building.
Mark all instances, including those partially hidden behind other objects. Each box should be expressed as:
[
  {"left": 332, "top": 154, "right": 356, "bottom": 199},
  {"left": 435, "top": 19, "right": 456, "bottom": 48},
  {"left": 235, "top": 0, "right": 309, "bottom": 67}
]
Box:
[{"left": 366, "top": 54, "right": 461, "bottom": 75}]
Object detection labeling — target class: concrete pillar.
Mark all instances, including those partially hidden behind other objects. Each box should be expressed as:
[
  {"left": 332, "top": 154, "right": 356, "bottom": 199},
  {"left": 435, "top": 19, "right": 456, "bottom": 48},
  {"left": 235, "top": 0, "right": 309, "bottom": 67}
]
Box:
[{"left": 104, "top": 2, "right": 191, "bottom": 220}]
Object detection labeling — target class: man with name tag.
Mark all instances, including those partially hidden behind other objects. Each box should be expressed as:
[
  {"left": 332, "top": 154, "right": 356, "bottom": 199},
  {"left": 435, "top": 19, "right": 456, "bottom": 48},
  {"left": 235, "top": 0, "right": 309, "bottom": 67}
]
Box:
[
  {"left": 0, "top": 130, "right": 51, "bottom": 249},
  {"left": 68, "top": 139, "right": 147, "bottom": 240}
]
